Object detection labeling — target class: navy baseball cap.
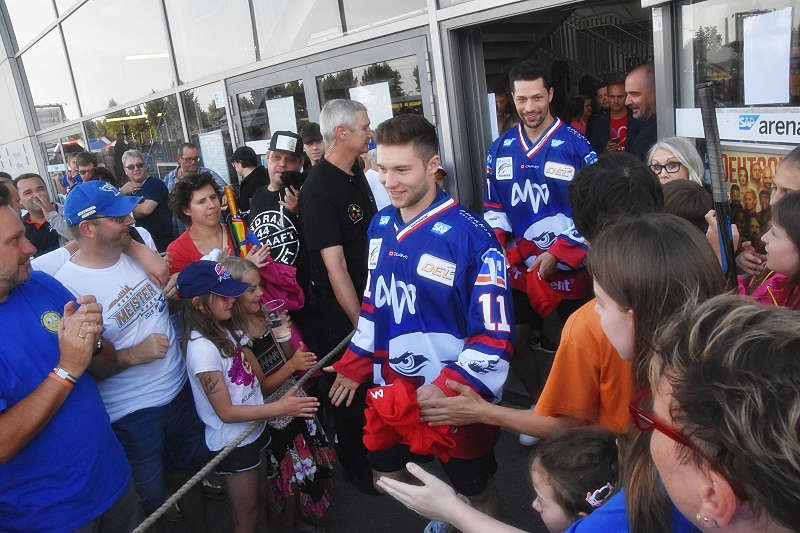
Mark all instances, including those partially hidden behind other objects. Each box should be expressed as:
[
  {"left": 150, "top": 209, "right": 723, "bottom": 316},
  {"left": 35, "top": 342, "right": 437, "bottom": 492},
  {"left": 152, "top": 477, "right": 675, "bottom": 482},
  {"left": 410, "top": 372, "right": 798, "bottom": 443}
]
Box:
[
  {"left": 177, "top": 261, "right": 250, "bottom": 299},
  {"left": 269, "top": 130, "right": 304, "bottom": 157},
  {"left": 63, "top": 180, "right": 141, "bottom": 225}
]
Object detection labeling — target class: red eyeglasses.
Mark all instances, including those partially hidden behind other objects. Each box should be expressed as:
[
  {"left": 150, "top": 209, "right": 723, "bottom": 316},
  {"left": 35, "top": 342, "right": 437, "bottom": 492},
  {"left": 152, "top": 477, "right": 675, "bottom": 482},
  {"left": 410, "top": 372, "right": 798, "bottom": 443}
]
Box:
[{"left": 629, "top": 389, "right": 712, "bottom": 463}]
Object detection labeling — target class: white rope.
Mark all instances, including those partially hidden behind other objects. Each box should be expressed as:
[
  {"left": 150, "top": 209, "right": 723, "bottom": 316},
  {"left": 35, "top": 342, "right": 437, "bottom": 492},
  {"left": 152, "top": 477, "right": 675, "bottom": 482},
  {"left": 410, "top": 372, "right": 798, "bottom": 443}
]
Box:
[{"left": 131, "top": 331, "right": 354, "bottom": 532}]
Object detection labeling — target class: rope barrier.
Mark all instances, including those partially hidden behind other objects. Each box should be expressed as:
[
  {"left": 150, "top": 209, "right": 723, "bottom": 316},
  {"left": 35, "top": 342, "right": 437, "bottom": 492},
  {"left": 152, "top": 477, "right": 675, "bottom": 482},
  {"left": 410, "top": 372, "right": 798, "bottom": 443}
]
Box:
[{"left": 131, "top": 330, "right": 355, "bottom": 532}]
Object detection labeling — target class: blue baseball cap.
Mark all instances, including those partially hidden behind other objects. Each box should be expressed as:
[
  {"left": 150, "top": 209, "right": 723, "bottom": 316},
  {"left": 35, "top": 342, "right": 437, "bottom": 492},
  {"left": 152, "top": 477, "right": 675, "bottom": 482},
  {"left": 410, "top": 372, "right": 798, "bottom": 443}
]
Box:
[
  {"left": 63, "top": 181, "right": 141, "bottom": 225},
  {"left": 177, "top": 261, "right": 250, "bottom": 299}
]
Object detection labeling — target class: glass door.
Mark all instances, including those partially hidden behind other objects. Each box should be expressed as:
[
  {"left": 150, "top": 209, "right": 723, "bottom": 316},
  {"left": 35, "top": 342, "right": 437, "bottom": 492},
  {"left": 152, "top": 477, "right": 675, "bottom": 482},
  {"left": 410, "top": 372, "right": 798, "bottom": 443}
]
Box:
[{"left": 37, "top": 125, "right": 87, "bottom": 200}]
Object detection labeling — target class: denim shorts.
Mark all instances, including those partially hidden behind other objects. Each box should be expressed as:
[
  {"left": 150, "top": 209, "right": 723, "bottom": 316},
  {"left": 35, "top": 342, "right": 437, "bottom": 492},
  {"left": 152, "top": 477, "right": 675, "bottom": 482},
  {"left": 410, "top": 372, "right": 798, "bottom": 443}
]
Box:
[{"left": 112, "top": 382, "right": 212, "bottom": 513}]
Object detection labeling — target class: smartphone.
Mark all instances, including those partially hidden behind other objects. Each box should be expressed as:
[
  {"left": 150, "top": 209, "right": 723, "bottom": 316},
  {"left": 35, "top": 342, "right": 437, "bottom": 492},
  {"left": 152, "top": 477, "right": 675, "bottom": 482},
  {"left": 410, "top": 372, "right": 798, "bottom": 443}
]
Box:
[{"left": 281, "top": 170, "right": 305, "bottom": 191}]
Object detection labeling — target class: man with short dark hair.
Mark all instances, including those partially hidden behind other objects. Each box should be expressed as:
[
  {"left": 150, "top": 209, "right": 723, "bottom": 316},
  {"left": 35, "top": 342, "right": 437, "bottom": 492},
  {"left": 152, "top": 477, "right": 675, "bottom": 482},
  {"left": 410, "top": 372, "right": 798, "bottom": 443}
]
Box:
[
  {"left": 230, "top": 145, "right": 268, "bottom": 214},
  {"left": 15, "top": 173, "right": 61, "bottom": 256},
  {"left": 0, "top": 194, "right": 140, "bottom": 532},
  {"left": 625, "top": 63, "right": 657, "bottom": 160},
  {"left": 327, "top": 114, "right": 511, "bottom": 523},
  {"left": 301, "top": 122, "right": 325, "bottom": 167},
  {"left": 589, "top": 73, "right": 643, "bottom": 154},
  {"left": 119, "top": 149, "right": 173, "bottom": 252},
  {"left": 299, "top": 98, "right": 377, "bottom": 493},
  {"left": 483, "top": 60, "right": 597, "bottom": 408},
  {"left": 163, "top": 142, "right": 227, "bottom": 192},
  {"left": 76, "top": 151, "right": 98, "bottom": 181}
]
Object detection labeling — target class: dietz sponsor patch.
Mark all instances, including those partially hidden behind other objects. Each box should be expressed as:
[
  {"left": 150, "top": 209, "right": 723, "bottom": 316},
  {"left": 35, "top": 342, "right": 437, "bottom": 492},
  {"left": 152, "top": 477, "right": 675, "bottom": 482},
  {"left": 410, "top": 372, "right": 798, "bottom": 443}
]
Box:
[
  {"left": 496, "top": 157, "right": 513, "bottom": 180},
  {"left": 543, "top": 161, "right": 575, "bottom": 180},
  {"left": 368, "top": 238, "right": 382, "bottom": 269},
  {"left": 416, "top": 254, "right": 456, "bottom": 286}
]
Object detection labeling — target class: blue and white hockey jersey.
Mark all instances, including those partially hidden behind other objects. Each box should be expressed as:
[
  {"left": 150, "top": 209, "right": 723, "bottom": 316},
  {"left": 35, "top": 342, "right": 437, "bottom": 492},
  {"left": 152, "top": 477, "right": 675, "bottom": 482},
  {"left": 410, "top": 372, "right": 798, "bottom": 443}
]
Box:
[
  {"left": 333, "top": 189, "right": 513, "bottom": 458},
  {"left": 483, "top": 119, "right": 597, "bottom": 299}
]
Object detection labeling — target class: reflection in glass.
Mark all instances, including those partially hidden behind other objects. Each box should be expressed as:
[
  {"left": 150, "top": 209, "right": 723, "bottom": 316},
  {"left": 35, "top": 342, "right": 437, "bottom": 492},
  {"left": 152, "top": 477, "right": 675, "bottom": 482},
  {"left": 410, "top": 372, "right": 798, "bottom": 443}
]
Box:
[
  {"left": 42, "top": 140, "right": 65, "bottom": 194},
  {"left": 62, "top": 0, "right": 172, "bottom": 115},
  {"left": 5, "top": 0, "right": 56, "bottom": 49},
  {"left": 0, "top": 62, "right": 28, "bottom": 145},
  {"left": 342, "top": 0, "right": 425, "bottom": 32},
  {"left": 182, "top": 82, "right": 234, "bottom": 184},
  {"left": 316, "top": 56, "right": 422, "bottom": 115},
  {"left": 253, "top": 0, "right": 342, "bottom": 58},
  {"left": 84, "top": 95, "right": 183, "bottom": 182},
  {"left": 237, "top": 81, "right": 308, "bottom": 146},
  {"left": 680, "top": 0, "right": 799, "bottom": 106},
  {"left": 165, "top": 0, "right": 255, "bottom": 83},
  {"left": 21, "top": 29, "right": 79, "bottom": 129}
]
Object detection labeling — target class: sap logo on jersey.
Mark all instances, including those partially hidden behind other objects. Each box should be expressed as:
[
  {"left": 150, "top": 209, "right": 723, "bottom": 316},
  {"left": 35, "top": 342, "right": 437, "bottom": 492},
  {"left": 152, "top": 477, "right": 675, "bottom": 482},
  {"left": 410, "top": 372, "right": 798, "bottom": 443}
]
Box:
[
  {"left": 550, "top": 139, "right": 565, "bottom": 148},
  {"left": 417, "top": 254, "right": 456, "bottom": 287},
  {"left": 368, "top": 238, "right": 382, "bottom": 270},
  {"left": 496, "top": 157, "right": 514, "bottom": 180},
  {"left": 543, "top": 161, "right": 575, "bottom": 180},
  {"left": 375, "top": 274, "right": 417, "bottom": 324},
  {"left": 378, "top": 215, "right": 391, "bottom": 226},
  {"left": 431, "top": 222, "right": 451, "bottom": 235},
  {"left": 503, "top": 138, "right": 515, "bottom": 147},
  {"left": 510, "top": 180, "right": 550, "bottom": 212}
]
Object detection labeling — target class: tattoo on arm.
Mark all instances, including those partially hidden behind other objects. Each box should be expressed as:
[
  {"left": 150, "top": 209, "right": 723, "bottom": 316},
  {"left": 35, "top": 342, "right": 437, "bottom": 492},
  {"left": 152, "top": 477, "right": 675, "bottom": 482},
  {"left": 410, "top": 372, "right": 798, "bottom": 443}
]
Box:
[{"left": 200, "top": 373, "right": 219, "bottom": 395}]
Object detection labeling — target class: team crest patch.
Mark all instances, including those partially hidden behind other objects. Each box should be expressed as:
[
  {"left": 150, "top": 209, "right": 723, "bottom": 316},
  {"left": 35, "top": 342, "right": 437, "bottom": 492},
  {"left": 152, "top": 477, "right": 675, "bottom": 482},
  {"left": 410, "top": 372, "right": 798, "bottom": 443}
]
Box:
[
  {"left": 40, "top": 311, "right": 61, "bottom": 333},
  {"left": 347, "top": 203, "right": 364, "bottom": 223},
  {"left": 368, "top": 238, "right": 382, "bottom": 270},
  {"left": 496, "top": 157, "right": 513, "bottom": 181},
  {"left": 214, "top": 263, "right": 231, "bottom": 281},
  {"left": 584, "top": 151, "right": 598, "bottom": 165},
  {"left": 431, "top": 222, "right": 451, "bottom": 235}
]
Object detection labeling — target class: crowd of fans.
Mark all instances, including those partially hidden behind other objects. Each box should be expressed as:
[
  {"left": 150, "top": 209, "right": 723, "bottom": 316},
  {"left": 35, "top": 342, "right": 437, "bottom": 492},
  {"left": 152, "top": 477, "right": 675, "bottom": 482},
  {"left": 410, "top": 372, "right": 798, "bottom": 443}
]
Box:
[{"left": 1, "top": 56, "right": 799, "bottom": 533}]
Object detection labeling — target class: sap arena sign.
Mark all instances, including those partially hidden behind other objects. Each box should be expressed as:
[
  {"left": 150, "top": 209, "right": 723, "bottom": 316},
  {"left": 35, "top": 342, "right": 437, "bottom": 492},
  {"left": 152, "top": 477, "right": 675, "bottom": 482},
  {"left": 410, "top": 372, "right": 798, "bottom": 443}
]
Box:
[{"left": 676, "top": 107, "right": 800, "bottom": 144}]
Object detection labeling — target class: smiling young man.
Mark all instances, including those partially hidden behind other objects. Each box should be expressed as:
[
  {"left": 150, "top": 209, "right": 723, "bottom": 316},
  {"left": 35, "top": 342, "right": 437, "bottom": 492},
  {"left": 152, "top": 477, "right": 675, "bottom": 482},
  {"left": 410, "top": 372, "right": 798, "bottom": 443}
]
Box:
[
  {"left": 325, "top": 114, "right": 513, "bottom": 524},
  {"left": 483, "top": 60, "right": 597, "bottom": 410}
]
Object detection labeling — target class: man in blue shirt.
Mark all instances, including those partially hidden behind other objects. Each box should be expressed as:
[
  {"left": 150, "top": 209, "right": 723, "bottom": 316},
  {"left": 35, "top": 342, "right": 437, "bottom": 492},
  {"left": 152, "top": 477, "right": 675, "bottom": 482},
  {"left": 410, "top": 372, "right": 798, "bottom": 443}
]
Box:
[
  {"left": 0, "top": 195, "right": 139, "bottom": 532},
  {"left": 120, "top": 148, "right": 173, "bottom": 252},
  {"left": 163, "top": 142, "right": 227, "bottom": 192}
]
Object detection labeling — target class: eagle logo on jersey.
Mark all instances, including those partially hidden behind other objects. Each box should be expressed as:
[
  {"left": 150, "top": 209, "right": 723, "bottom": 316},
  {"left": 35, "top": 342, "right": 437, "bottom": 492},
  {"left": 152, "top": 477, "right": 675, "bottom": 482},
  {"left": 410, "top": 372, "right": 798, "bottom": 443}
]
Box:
[
  {"left": 389, "top": 351, "right": 429, "bottom": 376},
  {"left": 466, "top": 359, "right": 498, "bottom": 375},
  {"left": 347, "top": 203, "right": 364, "bottom": 223}
]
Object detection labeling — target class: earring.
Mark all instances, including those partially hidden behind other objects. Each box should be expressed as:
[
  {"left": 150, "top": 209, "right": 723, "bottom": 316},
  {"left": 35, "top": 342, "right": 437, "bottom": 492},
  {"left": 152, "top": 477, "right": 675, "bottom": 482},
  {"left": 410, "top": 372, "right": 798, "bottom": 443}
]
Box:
[{"left": 695, "top": 513, "right": 719, "bottom": 528}]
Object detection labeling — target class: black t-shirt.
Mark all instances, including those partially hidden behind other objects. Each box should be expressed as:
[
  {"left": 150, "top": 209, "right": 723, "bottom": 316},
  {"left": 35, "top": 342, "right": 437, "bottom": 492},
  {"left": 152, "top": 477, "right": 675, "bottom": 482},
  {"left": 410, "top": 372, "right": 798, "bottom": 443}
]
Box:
[
  {"left": 299, "top": 157, "right": 377, "bottom": 299},
  {"left": 248, "top": 185, "right": 309, "bottom": 294},
  {"left": 23, "top": 215, "right": 59, "bottom": 257},
  {"left": 131, "top": 176, "right": 172, "bottom": 252},
  {"left": 238, "top": 166, "right": 269, "bottom": 215}
]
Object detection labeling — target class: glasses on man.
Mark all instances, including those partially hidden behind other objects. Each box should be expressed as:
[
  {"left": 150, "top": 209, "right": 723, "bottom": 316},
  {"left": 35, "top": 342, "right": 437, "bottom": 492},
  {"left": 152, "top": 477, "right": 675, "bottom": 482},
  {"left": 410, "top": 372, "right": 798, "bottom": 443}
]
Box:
[
  {"left": 181, "top": 156, "right": 200, "bottom": 162},
  {"left": 125, "top": 163, "right": 146, "bottom": 170},
  {"left": 649, "top": 161, "right": 682, "bottom": 175}
]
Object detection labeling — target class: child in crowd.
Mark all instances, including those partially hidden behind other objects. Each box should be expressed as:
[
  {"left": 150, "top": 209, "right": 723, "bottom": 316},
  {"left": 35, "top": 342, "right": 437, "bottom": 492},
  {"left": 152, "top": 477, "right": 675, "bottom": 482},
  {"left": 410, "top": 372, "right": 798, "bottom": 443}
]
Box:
[
  {"left": 740, "top": 189, "right": 800, "bottom": 309},
  {"left": 177, "top": 260, "right": 319, "bottom": 533},
  {"left": 530, "top": 430, "right": 618, "bottom": 532},
  {"left": 223, "top": 256, "right": 337, "bottom": 533},
  {"left": 374, "top": 428, "right": 618, "bottom": 533}
]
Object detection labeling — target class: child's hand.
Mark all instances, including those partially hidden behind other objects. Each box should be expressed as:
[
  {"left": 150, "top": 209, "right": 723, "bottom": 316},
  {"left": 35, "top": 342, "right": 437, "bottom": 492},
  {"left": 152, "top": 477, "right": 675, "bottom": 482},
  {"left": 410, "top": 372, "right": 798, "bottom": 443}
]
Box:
[
  {"left": 278, "top": 386, "right": 319, "bottom": 417},
  {"left": 289, "top": 343, "right": 317, "bottom": 372}
]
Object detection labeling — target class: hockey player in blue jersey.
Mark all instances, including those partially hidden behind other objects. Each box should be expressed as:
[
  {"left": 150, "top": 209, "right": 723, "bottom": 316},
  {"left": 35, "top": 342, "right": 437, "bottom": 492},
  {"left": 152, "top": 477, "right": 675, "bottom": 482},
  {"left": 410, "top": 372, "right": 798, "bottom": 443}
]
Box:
[
  {"left": 325, "top": 114, "right": 513, "bottom": 522},
  {"left": 483, "top": 60, "right": 597, "bottom": 410}
]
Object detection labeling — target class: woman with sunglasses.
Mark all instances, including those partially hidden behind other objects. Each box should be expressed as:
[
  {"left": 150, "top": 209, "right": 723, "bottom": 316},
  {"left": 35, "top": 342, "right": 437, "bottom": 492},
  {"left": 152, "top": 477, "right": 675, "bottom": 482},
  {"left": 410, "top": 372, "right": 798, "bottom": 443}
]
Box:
[
  {"left": 644, "top": 295, "right": 800, "bottom": 532},
  {"left": 580, "top": 212, "right": 726, "bottom": 532},
  {"left": 647, "top": 137, "right": 705, "bottom": 186}
]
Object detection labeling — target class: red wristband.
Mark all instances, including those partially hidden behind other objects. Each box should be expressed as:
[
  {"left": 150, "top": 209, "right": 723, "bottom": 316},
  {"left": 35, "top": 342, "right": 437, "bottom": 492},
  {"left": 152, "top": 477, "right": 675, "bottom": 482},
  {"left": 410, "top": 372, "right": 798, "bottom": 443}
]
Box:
[{"left": 48, "top": 371, "right": 74, "bottom": 390}]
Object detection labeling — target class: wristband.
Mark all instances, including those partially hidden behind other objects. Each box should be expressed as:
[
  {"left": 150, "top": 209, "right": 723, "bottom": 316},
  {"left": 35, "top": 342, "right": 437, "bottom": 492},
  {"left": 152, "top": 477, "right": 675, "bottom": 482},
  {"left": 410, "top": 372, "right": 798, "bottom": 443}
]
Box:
[
  {"left": 48, "top": 371, "right": 75, "bottom": 390},
  {"left": 52, "top": 367, "right": 79, "bottom": 384}
]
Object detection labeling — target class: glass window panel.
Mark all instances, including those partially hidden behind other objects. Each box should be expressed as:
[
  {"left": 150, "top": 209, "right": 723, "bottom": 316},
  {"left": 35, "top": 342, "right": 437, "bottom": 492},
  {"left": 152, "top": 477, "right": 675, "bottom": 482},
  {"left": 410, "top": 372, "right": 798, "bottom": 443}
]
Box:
[
  {"left": 5, "top": 0, "right": 56, "bottom": 50},
  {"left": 41, "top": 140, "right": 65, "bottom": 194},
  {"left": 181, "top": 82, "right": 234, "bottom": 184},
  {"left": 236, "top": 80, "right": 308, "bottom": 152},
  {"left": 253, "top": 0, "right": 342, "bottom": 58},
  {"left": 438, "top": 0, "right": 471, "bottom": 7},
  {"left": 21, "top": 29, "right": 79, "bottom": 129},
  {"left": 679, "top": 0, "right": 799, "bottom": 107},
  {"left": 316, "top": 56, "right": 423, "bottom": 117},
  {"left": 0, "top": 61, "right": 28, "bottom": 145},
  {"left": 165, "top": 0, "right": 255, "bottom": 84},
  {"left": 55, "top": 0, "right": 79, "bottom": 15},
  {"left": 84, "top": 95, "right": 183, "bottom": 183},
  {"left": 342, "top": 0, "right": 425, "bottom": 32},
  {"left": 62, "top": 0, "right": 173, "bottom": 115}
]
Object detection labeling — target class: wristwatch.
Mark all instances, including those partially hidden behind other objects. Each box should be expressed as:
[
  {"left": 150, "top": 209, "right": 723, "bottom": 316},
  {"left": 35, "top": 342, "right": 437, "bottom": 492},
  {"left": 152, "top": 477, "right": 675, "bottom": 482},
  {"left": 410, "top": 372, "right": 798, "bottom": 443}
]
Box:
[{"left": 52, "top": 367, "right": 78, "bottom": 384}]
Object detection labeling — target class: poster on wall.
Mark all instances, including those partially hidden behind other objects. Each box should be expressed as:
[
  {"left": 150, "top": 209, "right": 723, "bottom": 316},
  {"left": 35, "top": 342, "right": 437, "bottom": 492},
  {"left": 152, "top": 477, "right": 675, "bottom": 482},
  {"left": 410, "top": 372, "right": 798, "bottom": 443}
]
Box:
[
  {"left": 349, "top": 82, "right": 393, "bottom": 128},
  {"left": 265, "top": 96, "right": 297, "bottom": 133},
  {"left": 197, "top": 129, "right": 230, "bottom": 185},
  {"left": 722, "top": 150, "right": 783, "bottom": 252}
]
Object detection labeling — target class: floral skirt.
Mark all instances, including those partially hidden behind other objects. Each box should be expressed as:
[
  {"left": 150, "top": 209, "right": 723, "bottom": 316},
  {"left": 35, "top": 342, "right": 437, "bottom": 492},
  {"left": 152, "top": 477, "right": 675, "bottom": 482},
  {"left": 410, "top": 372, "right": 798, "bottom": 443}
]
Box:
[{"left": 265, "top": 416, "right": 337, "bottom": 519}]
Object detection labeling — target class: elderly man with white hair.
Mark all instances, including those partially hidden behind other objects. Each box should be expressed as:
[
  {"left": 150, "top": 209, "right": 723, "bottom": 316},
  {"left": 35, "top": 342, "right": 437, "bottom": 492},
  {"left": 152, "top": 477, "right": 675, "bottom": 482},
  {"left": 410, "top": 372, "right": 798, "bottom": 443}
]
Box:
[{"left": 119, "top": 149, "right": 172, "bottom": 252}]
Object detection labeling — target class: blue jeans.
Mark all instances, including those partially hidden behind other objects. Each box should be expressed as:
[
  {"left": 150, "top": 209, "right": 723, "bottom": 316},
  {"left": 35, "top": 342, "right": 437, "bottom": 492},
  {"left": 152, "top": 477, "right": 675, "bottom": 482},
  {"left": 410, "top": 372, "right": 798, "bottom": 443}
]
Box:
[{"left": 112, "top": 383, "right": 211, "bottom": 513}]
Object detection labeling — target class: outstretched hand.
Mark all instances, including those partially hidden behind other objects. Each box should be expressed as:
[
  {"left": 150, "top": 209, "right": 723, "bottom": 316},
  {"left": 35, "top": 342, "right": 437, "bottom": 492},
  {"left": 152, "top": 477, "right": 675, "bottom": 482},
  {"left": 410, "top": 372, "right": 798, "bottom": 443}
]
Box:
[
  {"left": 419, "top": 379, "right": 486, "bottom": 426},
  {"left": 324, "top": 366, "right": 359, "bottom": 407},
  {"left": 376, "top": 463, "right": 460, "bottom": 523}
]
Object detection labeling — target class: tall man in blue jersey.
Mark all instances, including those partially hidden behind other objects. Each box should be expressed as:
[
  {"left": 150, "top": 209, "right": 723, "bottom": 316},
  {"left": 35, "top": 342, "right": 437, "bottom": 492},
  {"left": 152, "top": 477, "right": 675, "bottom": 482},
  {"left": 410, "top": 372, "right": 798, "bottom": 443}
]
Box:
[
  {"left": 483, "top": 61, "right": 597, "bottom": 408},
  {"left": 0, "top": 196, "right": 139, "bottom": 532},
  {"left": 325, "top": 114, "right": 513, "bottom": 521}
]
